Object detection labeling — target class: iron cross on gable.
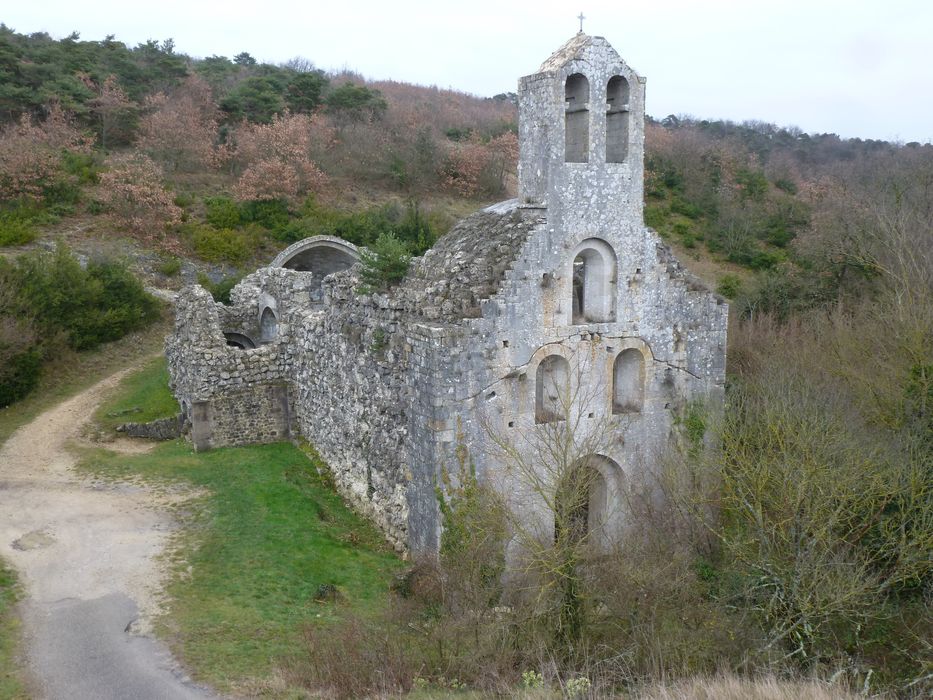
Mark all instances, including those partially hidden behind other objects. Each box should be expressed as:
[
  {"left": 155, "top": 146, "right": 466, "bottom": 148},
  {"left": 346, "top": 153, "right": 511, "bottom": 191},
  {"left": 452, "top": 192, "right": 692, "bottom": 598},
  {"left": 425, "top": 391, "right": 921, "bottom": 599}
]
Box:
[{"left": 578, "top": 12, "right": 586, "bottom": 32}]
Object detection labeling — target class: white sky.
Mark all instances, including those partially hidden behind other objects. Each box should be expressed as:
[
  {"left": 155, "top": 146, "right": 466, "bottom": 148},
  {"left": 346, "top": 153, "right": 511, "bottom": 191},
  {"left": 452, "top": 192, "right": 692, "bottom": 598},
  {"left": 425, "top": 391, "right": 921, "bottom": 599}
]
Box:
[{"left": 4, "top": 0, "right": 932, "bottom": 143}]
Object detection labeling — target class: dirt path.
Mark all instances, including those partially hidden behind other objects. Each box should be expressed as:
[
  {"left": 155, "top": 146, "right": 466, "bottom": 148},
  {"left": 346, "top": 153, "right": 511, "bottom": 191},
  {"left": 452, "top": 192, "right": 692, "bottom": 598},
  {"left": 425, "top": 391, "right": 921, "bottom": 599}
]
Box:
[{"left": 0, "top": 367, "right": 215, "bottom": 699}]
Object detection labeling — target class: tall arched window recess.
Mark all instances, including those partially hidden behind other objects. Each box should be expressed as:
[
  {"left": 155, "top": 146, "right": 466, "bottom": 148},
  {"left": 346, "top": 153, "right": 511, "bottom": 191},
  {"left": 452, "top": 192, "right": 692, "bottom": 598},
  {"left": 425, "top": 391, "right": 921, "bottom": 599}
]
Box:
[
  {"left": 554, "top": 454, "right": 620, "bottom": 546},
  {"left": 564, "top": 73, "right": 590, "bottom": 163},
  {"left": 535, "top": 354, "right": 570, "bottom": 424},
  {"left": 612, "top": 348, "right": 645, "bottom": 413},
  {"left": 259, "top": 307, "right": 278, "bottom": 343},
  {"left": 606, "top": 75, "right": 630, "bottom": 163},
  {"left": 570, "top": 239, "right": 617, "bottom": 324}
]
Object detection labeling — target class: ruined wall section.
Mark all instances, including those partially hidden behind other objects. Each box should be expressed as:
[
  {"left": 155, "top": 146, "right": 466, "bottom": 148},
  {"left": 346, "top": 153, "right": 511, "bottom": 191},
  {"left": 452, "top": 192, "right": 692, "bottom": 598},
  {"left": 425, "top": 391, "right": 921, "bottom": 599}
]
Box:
[
  {"left": 166, "top": 284, "right": 294, "bottom": 451},
  {"left": 283, "top": 269, "right": 457, "bottom": 554}
]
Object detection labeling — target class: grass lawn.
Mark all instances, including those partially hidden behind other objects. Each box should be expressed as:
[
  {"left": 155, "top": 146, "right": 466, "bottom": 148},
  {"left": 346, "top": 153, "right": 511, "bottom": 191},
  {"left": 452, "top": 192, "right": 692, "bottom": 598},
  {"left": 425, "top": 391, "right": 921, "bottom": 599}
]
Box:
[
  {"left": 80, "top": 364, "right": 404, "bottom": 693},
  {"left": 0, "top": 561, "right": 26, "bottom": 699},
  {"left": 92, "top": 355, "right": 179, "bottom": 432}
]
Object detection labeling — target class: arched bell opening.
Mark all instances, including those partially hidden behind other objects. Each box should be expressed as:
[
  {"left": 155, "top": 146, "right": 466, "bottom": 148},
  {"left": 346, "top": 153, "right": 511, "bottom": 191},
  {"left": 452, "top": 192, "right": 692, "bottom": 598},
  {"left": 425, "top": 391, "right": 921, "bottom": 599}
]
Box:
[{"left": 564, "top": 73, "right": 590, "bottom": 163}]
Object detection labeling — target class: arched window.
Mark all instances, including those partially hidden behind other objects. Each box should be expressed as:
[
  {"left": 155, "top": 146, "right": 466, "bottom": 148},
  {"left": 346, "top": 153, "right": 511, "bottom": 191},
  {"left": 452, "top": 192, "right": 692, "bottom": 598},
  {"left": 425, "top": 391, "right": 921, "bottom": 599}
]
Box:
[
  {"left": 570, "top": 239, "right": 617, "bottom": 324},
  {"left": 613, "top": 348, "right": 645, "bottom": 413},
  {"left": 259, "top": 307, "right": 278, "bottom": 343},
  {"left": 564, "top": 73, "right": 589, "bottom": 163},
  {"left": 224, "top": 332, "right": 257, "bottom": 350},
  {"left": 554, "top": 455, "right": 617, "bottom": 546},
  {"left": 535, "top": 355, "right": 570, "bottom": 424},
  {"left": 606, "top": 75, "right": 630, "bottom": 163}
]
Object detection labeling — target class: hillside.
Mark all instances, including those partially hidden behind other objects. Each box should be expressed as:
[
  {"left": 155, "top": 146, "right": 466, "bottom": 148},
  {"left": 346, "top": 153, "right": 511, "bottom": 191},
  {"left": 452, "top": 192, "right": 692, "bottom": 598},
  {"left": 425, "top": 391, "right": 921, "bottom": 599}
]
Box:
[{"left": 0, "top": 27, "right": 930, "bottom": 697}]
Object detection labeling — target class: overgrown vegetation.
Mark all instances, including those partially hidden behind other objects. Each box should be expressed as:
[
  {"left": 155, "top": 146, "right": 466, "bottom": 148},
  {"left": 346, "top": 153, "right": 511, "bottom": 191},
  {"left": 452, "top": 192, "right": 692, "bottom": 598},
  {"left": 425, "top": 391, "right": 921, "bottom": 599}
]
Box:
[
  {"left": 0, "top": 244, "right": 160, "bottom": 407},
  {"left": 357, "top": 231, "right": 412, "bottom": 291}
]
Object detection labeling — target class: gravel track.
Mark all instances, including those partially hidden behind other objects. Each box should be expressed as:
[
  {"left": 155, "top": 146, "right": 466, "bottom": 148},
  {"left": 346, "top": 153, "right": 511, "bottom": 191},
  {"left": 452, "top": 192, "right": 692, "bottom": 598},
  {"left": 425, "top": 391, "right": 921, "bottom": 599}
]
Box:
[{"left": 0, "top": 367, "right": 216, "bottom": 699}]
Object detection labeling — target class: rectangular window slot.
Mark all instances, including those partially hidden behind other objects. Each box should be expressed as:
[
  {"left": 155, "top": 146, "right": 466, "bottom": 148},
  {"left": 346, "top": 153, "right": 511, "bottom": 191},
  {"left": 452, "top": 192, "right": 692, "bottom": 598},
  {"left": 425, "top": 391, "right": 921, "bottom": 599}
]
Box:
[
  {"left": 508, "top": 421, "right": 515, "bottom": 428},
  {"left": 588, "top": 412, "right": 594, "bottom": 418},
  {"left": 502, "top": 340, "right": 509, "bottom": 348}
]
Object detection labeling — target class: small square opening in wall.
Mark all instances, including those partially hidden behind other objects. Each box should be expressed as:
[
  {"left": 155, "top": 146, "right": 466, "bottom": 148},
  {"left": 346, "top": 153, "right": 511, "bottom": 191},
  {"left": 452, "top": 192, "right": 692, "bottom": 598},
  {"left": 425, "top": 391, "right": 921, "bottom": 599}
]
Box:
[
  {"left": 502, "top": 340, "right": 509, "bottom": 348},
  {"left": 606, "top": 346, "right": 614, "bottom": 353},
  {"left": 588, "top": 412, "right": 594, "bottom": 418},
  {"left": 508, "top": 421, "right": 515, "bottom": 428},
  {"left": 636, "top": 268, "right": 642, "bottom": 275},
  {"left": 486, "top": 391, "right": 497, "bottom": 401}
]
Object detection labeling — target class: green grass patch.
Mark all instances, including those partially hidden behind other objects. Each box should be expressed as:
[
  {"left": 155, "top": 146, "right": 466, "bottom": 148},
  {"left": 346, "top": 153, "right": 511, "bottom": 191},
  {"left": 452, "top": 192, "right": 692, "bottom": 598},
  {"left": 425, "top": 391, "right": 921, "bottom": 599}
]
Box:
[
  {"left": 93, "top": 356, "right": 179, "bottom": 433},
  {"left": 77, "top": 441, "right": 403, "bottom": 691},
  {"left": 0, "top": 559, "right": 26, "bottom": 699}
]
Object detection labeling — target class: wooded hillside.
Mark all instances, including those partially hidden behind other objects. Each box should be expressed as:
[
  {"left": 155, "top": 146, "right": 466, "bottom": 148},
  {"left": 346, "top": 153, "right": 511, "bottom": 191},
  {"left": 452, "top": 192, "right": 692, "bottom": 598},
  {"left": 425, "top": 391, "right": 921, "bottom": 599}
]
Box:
[{"left": 0, "top": 27, "right": 930, "bottom": 696}]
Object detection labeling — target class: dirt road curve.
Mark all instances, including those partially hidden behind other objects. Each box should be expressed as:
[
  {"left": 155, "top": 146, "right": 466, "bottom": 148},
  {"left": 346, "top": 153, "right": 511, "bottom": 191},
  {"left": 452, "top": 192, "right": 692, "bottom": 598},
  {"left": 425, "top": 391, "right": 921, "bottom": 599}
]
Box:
[{"left": 0, "top": 368, "right": 215, "bottom": 699}]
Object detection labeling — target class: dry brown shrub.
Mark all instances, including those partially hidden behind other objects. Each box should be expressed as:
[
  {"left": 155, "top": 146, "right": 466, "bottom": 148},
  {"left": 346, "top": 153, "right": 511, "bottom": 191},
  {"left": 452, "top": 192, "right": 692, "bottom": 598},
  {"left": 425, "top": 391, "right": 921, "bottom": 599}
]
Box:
[
  {"left": 97, "top": 152, "right": 183, "bottom": 247},
  {"left": 137, "top": 75, "right": 223, "bottom": 173},
  {"left": 632, "top": 672, "right": 857, "bottom": 700},
  {"left": 284, "top": 613, "right": 418, "bottom": 700},
  {"left": 230, "top": 111, "right": 327, "bottom": 202},
  {"left": 0, "top": 104, "right": 92, "bottom": 201}
]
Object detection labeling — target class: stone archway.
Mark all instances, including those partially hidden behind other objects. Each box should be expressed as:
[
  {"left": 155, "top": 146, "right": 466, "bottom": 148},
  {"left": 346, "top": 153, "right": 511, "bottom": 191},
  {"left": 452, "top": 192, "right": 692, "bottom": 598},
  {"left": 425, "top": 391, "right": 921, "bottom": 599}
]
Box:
[
  {"left": 271, "top": 236, "right": 360, "bottom": 300},
  {"left": 224, "top": 332, "right": 257, "bottom": 350},
  {"left": 555, "top": 454, "right": 622, "bottom": 546}
]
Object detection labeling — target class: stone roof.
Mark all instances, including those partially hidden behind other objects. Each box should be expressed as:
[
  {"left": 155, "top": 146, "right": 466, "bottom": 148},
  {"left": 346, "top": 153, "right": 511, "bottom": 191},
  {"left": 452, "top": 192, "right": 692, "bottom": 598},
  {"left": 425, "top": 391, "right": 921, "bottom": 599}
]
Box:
[
  {"left": 538, "top": 33, "right": 622, "bottom": 73},
  {"left": 393, "top": 199, "right": 545, "bottom": 321}
]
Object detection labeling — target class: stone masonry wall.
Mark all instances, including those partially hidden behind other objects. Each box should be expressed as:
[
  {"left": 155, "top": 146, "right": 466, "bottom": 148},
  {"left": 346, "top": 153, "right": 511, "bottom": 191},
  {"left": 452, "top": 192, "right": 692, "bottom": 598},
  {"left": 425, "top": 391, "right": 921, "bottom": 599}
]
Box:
[
  {"left": 166, "top": 284, "right": 296, "bottom": 451},
  {"left": 165, "top": 33, "right": 728, "bottom": 558},
  {"left": 284, "top": 270, "right": 458, "bottom": 553}
]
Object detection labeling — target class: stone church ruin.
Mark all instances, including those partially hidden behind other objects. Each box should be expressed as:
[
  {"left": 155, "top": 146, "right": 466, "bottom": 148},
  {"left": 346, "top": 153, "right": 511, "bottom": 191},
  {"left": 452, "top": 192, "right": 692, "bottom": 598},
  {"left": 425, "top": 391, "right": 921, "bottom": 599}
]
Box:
[{"left": 166, "top": 33, "right": 728, "bottom": 555}]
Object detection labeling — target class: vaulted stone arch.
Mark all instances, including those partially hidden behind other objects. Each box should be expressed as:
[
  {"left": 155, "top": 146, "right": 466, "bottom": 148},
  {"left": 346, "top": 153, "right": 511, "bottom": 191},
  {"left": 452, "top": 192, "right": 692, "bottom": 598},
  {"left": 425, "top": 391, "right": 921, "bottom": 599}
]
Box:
[
  {"left": 605, "top": 75, "right": 631, "bottom": 163},
  {"left": 224, "top": 331, "right": 257, "bottom": 350},
  {"left": 535, "top": 354, "right": 570, "bottom": 424},
  {"left": 555, "top": 454, "right": 623, "bottom": 546},
  {"left": 609, "top": 338, "right": 653, "bottom": 414},
  {"left": 271, "top": 236, "right": 360, "bottom": 300},
  {"left": 564, "top": 73, "right": 590, "bottom": 163}
]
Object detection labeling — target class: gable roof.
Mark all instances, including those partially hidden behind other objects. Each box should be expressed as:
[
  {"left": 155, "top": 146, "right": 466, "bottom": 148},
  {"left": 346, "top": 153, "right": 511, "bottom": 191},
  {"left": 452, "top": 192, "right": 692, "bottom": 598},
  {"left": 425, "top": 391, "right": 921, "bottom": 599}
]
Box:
[
  {"left": 538, "top": 33, "right": 624, "bottom": 73},
  {"left": 394, "top": 200, "right": 545, "bottom": 321}
]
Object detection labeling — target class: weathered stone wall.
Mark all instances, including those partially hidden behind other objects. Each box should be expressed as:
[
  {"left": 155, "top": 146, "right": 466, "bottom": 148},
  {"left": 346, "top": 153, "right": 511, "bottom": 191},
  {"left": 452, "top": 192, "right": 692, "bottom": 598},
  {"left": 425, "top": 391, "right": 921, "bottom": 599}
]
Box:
[
  {"left": 117, "top": 414, "right": 186, "bottom": 440},
  {"left": 190, "top": 384, "right": 293, "bottom": 451},
  {"left": 288, "top": 275, "right": 415, "bottom": 551},
  {"left": 166, "top": 283, "right": 296, "bottom": 451},
  {"left": 164, "top": 33, "right": 728, "bottom": 558}
]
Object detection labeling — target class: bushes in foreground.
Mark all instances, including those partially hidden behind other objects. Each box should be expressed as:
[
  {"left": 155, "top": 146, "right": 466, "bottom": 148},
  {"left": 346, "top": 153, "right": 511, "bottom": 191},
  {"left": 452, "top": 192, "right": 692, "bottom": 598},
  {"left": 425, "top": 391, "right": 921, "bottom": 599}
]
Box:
[
  {"left": 0, "top": 244, "right": 159, "bottom": 407},
  {"left": 290, "top": 304, "right": 930, "bottom": 699}
]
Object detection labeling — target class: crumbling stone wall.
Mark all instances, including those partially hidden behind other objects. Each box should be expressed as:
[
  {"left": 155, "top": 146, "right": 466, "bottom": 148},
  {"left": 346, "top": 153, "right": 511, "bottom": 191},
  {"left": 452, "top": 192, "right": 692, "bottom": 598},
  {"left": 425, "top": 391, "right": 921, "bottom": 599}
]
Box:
[
  {"left": 165, "top": 33, "right": 729, "bottom": 557},
  {"left": 166, "top": 284, "right": 296, "bottom": 451}
]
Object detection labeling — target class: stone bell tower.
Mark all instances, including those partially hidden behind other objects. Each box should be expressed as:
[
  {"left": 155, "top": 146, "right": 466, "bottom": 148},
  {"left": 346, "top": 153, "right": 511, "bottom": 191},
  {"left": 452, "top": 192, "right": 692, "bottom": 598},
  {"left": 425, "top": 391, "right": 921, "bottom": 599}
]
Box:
[{"left": 517, "top": 33, "right": 647, "bottom": 238}]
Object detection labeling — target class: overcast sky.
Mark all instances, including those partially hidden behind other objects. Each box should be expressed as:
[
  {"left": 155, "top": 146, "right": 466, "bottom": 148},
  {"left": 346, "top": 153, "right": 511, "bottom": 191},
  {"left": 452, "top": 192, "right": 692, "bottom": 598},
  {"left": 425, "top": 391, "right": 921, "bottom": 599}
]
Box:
[{"left": 4, "top": 0, "right": 931, "bottom": 143}]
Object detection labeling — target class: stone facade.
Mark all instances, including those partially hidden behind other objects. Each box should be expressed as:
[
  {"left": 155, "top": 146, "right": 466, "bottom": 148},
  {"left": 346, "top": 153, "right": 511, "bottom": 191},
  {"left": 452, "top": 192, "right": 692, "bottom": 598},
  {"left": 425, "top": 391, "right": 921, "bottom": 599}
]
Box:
[{"left": 166, "top": 34, "right": 728, "bottom": 556}]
